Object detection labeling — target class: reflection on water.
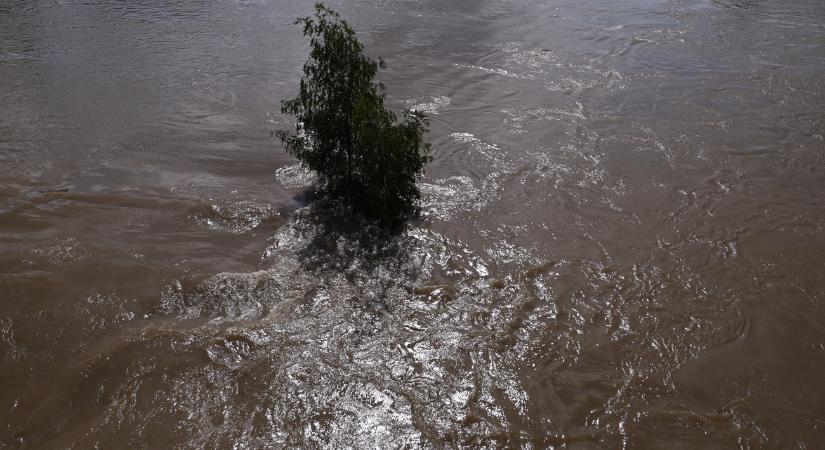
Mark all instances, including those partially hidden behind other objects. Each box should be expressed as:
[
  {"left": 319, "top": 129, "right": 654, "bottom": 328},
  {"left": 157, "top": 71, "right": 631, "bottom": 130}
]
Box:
[{"left": 1, "top": 0, "right": 825, "bottom": 447}]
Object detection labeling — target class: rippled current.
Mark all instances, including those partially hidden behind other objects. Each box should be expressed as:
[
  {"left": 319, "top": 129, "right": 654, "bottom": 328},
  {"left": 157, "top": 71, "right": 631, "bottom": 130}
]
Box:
[{"left": 1, "top": 0, "right": 824, "bottom": 447}]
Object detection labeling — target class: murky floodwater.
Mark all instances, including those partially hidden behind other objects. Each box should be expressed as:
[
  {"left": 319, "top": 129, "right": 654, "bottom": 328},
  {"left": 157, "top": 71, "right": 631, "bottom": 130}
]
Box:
[{"left": 2, "top": 0, "right": 824, "bottom": 447}]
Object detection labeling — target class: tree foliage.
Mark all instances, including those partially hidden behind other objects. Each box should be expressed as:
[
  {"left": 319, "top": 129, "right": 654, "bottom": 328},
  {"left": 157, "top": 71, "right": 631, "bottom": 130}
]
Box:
[{"left": 276, "top": 3, "right": 431, "bottom": 221}]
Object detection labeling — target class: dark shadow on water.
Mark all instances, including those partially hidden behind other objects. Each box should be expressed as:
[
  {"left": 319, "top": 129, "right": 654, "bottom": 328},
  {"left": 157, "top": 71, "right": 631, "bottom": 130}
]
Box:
[{"left": 287, "top": 188, "right": 426, "bottom": 309}]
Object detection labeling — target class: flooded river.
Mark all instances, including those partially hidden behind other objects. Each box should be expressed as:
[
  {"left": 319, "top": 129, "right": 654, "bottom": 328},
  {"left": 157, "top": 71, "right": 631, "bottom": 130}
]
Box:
[{"left": 2, "top": 0, "right": 824, "bottom": 447}]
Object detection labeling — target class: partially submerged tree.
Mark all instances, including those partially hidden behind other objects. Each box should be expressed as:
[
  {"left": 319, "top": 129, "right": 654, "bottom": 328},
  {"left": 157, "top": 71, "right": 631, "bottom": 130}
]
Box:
[{"left": 276, "top": 3, "right": 431, "bottom": 221}]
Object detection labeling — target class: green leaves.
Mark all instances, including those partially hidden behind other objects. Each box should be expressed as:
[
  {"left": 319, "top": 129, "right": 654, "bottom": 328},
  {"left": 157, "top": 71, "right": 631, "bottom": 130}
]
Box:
[{"left": 277, "top": 3, "right": 431, "bottom": 222}]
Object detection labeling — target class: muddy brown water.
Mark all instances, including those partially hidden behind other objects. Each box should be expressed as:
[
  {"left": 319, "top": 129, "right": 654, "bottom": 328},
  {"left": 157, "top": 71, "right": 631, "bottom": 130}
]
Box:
[{"left": 1, "top": 0, "right": 824, "bottom": 447}]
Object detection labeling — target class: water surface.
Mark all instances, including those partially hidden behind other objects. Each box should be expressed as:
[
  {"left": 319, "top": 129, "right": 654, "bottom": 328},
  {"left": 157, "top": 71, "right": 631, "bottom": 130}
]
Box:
[{"left": 1, "top": 0, "right": 824, "bottom": 447}]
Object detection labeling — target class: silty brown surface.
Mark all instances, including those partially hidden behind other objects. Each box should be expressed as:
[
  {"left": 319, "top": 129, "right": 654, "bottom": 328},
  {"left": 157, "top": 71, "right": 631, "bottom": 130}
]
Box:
[{"left": 1, "top": 0, "right": 824, "bottom": 447}]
